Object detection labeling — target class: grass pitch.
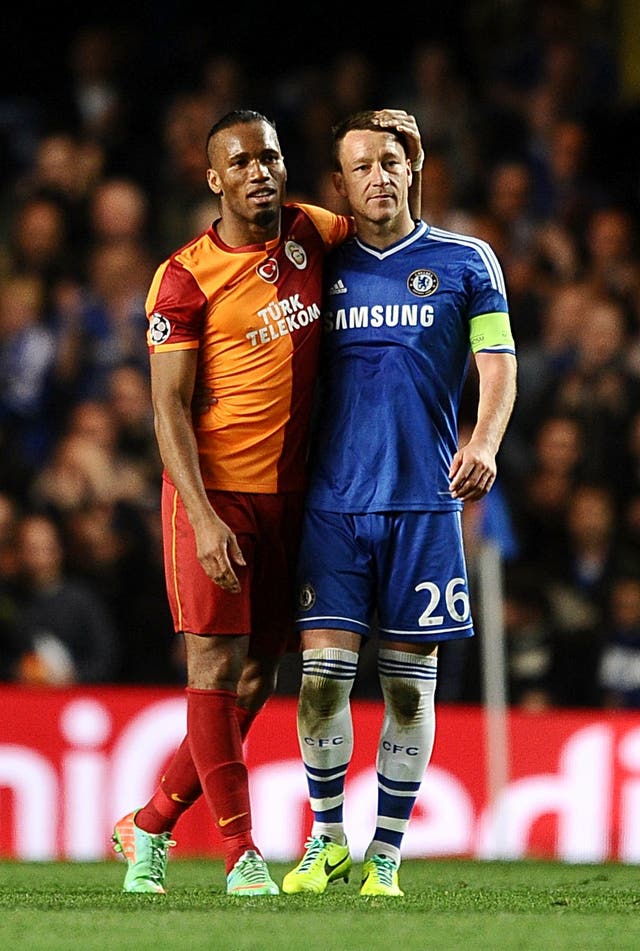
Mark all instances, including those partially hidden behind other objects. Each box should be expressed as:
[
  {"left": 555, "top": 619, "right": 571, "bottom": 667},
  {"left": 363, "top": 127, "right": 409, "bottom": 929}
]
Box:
[{"left": 1, "top": 857, "right": 639, "bottom": 950}]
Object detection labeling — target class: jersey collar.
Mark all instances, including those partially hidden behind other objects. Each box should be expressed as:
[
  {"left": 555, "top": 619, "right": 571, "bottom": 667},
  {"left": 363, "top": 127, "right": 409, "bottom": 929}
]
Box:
[{"left": 354, "top": 220, "right": 429, "bottom": 260}]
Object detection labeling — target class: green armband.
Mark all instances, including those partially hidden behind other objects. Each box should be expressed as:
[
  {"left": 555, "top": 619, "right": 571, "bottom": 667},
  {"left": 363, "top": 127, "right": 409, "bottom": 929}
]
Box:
[{"left": 469, "top": 312, "right": 514, "bottom": 353}]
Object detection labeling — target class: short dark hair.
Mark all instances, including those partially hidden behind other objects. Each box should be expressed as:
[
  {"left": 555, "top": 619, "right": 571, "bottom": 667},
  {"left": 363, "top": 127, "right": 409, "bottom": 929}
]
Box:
[
  {"left": 205, "top": 110, "right": 278, "bottom": 164},
  {"left": 331, "top": 110, "right": 409, "bottom": 170}
]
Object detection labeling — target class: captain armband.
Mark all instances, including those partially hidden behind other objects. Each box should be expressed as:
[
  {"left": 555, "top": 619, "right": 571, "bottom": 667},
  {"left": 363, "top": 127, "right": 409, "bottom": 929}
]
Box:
[{"left": 469, "top": 312, "right": 515, "bottom": 354}]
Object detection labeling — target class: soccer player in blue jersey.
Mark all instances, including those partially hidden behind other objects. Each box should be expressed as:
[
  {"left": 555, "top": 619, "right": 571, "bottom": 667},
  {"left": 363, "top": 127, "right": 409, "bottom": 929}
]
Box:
[{"left": 283, "top": 111, "right": 517, "bottom": 897}]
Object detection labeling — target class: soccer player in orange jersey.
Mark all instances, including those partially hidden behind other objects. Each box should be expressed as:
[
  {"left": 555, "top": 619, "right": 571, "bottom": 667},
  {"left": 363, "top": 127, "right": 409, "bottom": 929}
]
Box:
[{"left": 112, "top": 108, "right": 424, "bottom": 896}]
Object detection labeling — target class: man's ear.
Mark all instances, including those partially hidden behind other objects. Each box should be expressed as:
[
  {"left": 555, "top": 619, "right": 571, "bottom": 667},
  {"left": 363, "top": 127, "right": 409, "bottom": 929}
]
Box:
[
  {"left": 207, "top": 168, "right": 222, "bottom": 195},
  {"left": 332, "top": 171, "right": 347, "bottom": 198}
]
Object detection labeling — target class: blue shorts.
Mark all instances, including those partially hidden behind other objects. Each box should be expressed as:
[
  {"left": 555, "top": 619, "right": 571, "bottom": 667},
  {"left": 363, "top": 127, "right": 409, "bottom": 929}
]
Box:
[{"left": 295, "top": 509, "right": 475, "bottom": 643}]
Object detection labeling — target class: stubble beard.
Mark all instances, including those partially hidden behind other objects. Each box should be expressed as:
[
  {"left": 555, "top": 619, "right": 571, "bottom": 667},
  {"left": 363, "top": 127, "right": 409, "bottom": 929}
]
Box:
[{"left": 254, "top": 208, "right": 279, "bottom": 229}]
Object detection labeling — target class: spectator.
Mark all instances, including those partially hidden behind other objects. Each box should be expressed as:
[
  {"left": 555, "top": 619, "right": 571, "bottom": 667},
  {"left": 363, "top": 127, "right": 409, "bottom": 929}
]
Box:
[
  {"left": 0, "top": 272, "right": 58, "bottom": 469},
  {"left": 582, "top": 205, "right": 640, "bottom": 310},
  {"left": 546, "top": 482, "right": 621, "bottom": 706},
  {"left": 481, "top": 0, "right": 617, "bottom": 143},
  {"left": 5, "top": 132, "right": 103, "bottom": 264},
  {"left": 545, "top": 296, "right": 639, "bottom": 483},
  {"left": 2, "top": 194, "right": 73, "bottom": 287},
  {"left": 503, "top": 563, "right": 558, "bottom": 711},
  {"left": 198, "top": 52, "right": 249, "bottom": 124},
  {"left": 29, "top": 398, "right": 150, "bottom": 518},
  {"left": 0, "top": 491, "right": 22, "bottom": 680},
  {"left": 484, "top": 159, "right": 538, "bottom": 260},
  {"left": 63, "top": 24, "right": 134, "bottom": 173},
  {"left": 528, "top": 116, "right": 602, "bottom": 233},
  {"left": 598, "top": 575, "right": 640, "bottom": 709},
  {"left": 154, "top": 91, "right": 213, "bottom": 254},
  {"left": 513, "top": 412, "right": 585, "bottom": 564},
  {"left": 105, "top": 363, "right": 161, "bottom": 484},
  {"left": 12, "top": 512, "right": 119, "bottom": 685},
  {"left": 503, "top": 280, "right": 591, "bottom": 478},
  {"left": 73, "top": 240, "right": 153, "bottom": 397},
  {"left": 621, "top": 411, "right": 640, "bottom": 500},
  {"left": 89, "top": 177, "right": 150, "bottom": 248},
  {"left": 63, "top": 500, "right": 178, "bottom": 685},
  {"left": 419, "top": 150, "right": 476, "bottom": 234},
  {"left": 397, "top": 40, "right": 478, "bottom": 200}
]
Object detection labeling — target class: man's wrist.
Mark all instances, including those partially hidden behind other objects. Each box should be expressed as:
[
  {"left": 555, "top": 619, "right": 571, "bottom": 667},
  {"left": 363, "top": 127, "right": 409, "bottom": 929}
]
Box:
[{"left": 411, "top": 149, "right": 425, "bottom": 172}]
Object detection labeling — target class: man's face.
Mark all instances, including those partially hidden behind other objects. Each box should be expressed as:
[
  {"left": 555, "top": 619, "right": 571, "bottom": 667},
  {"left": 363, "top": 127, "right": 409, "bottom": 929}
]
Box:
[
  {"left": 207, "top": 121, "right": 287, "bottom": 230},
  {"left": 333, "top": 130, "right": 411, "bottom": 225}
]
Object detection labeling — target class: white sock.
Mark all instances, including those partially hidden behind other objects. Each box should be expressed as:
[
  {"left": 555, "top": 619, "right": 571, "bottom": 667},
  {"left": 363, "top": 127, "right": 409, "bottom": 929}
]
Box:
[
  {"left": 297, "top": 648, "right": 358, "bottom": 843},
  {"left": 365, "top": 648, "right": 438, "bottom": 865}
]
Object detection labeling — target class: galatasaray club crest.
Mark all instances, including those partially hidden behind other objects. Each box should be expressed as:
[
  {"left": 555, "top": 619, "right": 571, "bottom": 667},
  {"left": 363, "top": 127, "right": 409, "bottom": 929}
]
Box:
[
  {"left": 284, "top": 240, "right": 307, "bottom": 270},
  {"left": 407, "top": 269, "right": 439, "bottom": 297}
]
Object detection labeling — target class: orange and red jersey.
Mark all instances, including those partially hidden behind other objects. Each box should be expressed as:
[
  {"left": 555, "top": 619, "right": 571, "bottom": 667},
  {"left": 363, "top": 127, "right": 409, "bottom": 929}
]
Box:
[{"left": 146, "top": 203, "right": 353, "bottom": 493}]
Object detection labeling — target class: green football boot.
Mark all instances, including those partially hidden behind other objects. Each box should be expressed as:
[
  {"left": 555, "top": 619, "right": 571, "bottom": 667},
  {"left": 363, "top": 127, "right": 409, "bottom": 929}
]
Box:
[
  {"left": 226, "top": 849, "right": 280, "bottom": 896},
  {"left": 282, "top": 835, "right": 352, "bottom": 894},
  {"left": 112, "top": 810, "right": 175, "bottom": 894},
  {"left": 360, "top": 854, "right": 404, "bottom": 897}
]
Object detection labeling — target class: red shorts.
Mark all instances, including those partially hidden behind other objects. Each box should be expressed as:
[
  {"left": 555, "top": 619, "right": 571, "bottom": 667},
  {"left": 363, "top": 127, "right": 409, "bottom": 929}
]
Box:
[{"left": 161, "top": 478, "right": 304, "bottom": 655}]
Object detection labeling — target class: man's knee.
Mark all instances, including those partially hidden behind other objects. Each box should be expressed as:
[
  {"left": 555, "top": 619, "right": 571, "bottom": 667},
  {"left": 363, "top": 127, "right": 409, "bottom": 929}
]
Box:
[
  {"left": 184, "top": 633, "right": 248, "bottom": 690},
  {"left": 237, "top": 656, "right": 279, "bottom": 711},
  {"left": 299, "top": 671, "right": 347, "bottom": 718}
]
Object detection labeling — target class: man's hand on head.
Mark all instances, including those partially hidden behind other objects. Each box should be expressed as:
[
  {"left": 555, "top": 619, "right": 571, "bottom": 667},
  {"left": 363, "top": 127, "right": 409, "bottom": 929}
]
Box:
[{"left": 373, "top": 110, "right": 424, "bottom": 169}]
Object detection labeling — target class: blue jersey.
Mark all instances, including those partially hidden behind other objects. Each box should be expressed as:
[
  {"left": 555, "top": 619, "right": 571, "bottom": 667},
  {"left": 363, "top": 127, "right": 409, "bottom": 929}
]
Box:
[{"left": 306, "top": 221, "right": 514, "bottom": 513}]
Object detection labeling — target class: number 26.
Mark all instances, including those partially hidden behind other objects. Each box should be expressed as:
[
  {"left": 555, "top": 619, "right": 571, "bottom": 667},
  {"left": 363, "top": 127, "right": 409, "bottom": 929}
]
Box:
[{"left": 415, "top": 578, "right": 469, "bottom": 627}]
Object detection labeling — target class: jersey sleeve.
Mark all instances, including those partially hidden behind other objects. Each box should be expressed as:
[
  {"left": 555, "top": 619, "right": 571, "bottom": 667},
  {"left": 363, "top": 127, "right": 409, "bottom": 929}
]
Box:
[
  {"left": 465, "top": 242, "right": 515, "bottom": 355},
  {"left": 145, "top": 258, "right": 207, "bottom": 353}
]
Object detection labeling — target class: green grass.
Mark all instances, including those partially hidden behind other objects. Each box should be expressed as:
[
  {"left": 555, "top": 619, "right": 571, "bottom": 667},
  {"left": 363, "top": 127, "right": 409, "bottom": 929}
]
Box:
[{"left": 1, "top": 858, "right": 639, "bottom": 950}]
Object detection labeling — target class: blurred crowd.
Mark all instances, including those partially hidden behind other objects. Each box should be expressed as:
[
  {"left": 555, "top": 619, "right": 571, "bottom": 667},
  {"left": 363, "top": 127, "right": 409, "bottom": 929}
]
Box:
[{"left": 1, "top": 2, "right": 640, "bottom": 710}]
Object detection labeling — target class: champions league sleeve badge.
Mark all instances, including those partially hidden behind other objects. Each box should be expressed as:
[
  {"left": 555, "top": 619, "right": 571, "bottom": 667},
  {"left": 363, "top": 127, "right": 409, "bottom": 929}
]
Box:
[{"left": 149, "top": 312, "right": 172, "bottom": 344}]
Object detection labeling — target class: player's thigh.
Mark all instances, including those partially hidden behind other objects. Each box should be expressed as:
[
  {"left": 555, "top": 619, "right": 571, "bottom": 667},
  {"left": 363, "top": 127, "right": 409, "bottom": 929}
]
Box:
[
  {"left": 377, "top": 510, "right": 474, "bottom": 643},
  {"left": 249, "top": 491, "right": 305, "bottom": 656},
  {"left": 161, "top": 481, "right": 254, "bottom": 636},
  {"left": 295, "top": 508, "right": 374, "bottom": 637}
]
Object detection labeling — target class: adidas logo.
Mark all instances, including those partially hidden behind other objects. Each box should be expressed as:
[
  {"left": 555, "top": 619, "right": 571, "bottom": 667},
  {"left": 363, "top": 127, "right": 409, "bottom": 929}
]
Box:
[{"left": 328, "top": 279, "right": 347, "bottom": 295}]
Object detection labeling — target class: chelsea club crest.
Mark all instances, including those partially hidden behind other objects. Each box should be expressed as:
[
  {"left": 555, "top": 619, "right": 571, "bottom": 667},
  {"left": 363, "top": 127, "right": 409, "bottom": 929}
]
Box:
[
  {"left": 298, "top": 583, "right": 316, "bottom": 611},
  {"left": 407, "top": 269, "right": 439, "bottom": 297}
]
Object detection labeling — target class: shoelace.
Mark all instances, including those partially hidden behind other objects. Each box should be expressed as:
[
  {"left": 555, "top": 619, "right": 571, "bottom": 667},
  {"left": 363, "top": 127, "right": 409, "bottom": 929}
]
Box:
[
  {"left": 235, "top": 851, "right": 269, "bottom": 883},
  {"left": 298, "top": 836, "right": 327, "bottom": 871},
  {"left": 147, "top": 834, "right": 175, "bottom": 885},
  {"left": 370, "top": 855, "right": 396, "bottom": 887}
]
